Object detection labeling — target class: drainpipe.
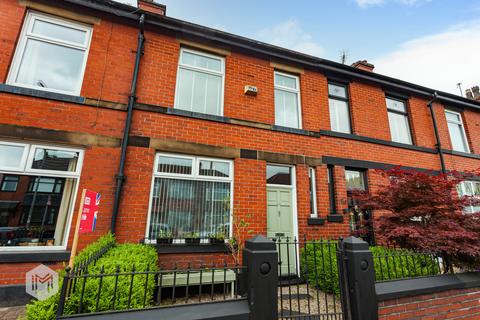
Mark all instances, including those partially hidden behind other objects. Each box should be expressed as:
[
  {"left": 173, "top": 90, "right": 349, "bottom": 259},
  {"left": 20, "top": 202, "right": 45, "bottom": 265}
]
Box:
[
  {"left": 427, "top": 92, "right": 446, "bottom": 174},
  {"left": 111, "top": 14, "right": 146, "bottom": 232}
]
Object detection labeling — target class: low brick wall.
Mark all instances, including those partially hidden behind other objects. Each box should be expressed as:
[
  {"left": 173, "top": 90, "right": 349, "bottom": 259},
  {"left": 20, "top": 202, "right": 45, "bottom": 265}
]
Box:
[
  {"left": 378, "top": 287, "right": 480, "bottom": 319},
  {"left": 376, "top": 273, "right": 480, "bottom": 320}
]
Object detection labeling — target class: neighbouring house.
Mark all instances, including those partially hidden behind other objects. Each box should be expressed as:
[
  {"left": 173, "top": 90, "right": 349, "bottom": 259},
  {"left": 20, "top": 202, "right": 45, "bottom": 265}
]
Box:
[{"left": 1, "top": 0, "right": 479, "bottom": 305}]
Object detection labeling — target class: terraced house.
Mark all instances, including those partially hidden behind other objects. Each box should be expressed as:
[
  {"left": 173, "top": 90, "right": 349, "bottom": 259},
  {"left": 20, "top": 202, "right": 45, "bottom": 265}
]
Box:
[{"left": 0, "top": 0, "right": 479, "bottom": 303}]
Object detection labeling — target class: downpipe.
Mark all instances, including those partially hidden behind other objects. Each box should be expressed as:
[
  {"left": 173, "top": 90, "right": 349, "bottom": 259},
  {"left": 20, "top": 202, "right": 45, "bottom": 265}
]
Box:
[
  {"left": 111, "top": 14, "right": 145, "bottom": 232},
  {"left": 427, "top": 92, "right": 446, "bottom": 174}
]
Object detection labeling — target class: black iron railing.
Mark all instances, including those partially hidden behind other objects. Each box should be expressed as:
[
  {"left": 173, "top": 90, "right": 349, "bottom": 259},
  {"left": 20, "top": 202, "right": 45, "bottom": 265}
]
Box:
[
  {"left": 274, "top": 237, "right": 345, "bottom": 320},
  {"left": 71, "top": 241, "right": 115, "bottom": 277},
  {"left": 371, "top": 247, "right": 443, "bottom": 282},
  {"left": 56, "top": 261, "right": 246, "bottom": 318}
]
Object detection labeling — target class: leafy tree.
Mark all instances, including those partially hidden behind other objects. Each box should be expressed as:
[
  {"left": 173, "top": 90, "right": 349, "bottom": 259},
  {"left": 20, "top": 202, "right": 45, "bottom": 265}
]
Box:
[{"left": 353, "top": 167, "right": 480, "bottom": 272}]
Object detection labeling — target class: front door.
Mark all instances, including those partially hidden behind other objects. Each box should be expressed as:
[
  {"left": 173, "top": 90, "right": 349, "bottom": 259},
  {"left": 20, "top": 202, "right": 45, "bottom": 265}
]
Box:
[{"left": 267, "top": 187, "right": 296, "bottom": 275}]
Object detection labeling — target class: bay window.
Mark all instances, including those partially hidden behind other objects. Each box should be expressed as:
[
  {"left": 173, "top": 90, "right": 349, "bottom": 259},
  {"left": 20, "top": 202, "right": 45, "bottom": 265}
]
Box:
[
  {"left": 7, "top": 11, "right": 92, "bottom": 95},
  {"left": 328, "top": 82, "right": 351, "bottom": 133},
  {"left": 0, "top": 141, "right": 83, "bottom": 249},
  {"left": 445, "top": 110, "right": 470, "bottom": 153},
  {"left": 147, "top": 154, "right": 233, "bottom": 242},
  {"left": 274, "top": 72, "right": 302, "bottom": 129},
  {"left": 457, "top": 181, "right": 480, "bottom": 214},
  {"left": 175, "top": 48, "right": 225, "bottom": 116}
]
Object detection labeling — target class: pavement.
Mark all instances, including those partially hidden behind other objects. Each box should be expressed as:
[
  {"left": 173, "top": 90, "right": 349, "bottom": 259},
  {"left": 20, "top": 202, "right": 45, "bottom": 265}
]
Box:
[{"left": 0, "top": 306, "right": 25, "bottom": 320}]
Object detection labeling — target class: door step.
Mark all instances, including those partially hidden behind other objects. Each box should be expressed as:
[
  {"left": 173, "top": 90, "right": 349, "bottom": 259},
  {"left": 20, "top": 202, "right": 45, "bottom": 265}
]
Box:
[{"left": 278, "top": 276, "right": 304, "bottom": 286}]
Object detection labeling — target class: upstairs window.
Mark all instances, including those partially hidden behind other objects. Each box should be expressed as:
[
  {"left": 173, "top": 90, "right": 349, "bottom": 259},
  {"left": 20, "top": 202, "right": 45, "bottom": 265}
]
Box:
[
  {"left": 328, "top": 82, "right": 351, "bottom": 133},
  {"left": 274, "top": 72, "right": 302, "bottom": 129},
  {"left": 7, "top": 11, "right": 92, "bottom": 95},
  {"left": 445, "top": 110, "right": 469, "bottom": 153},
  {"left": 386, "top": 97, "right": 412, "bottom": 144},
  {"left": 175, "top": 48, "right": 225, "bottom": 116}
]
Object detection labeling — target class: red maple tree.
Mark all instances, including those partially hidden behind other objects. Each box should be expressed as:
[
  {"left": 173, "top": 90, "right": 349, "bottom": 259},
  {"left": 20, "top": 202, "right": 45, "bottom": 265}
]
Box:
[{"left": 354, "top": 167, "right": 480, "bottom": 271}]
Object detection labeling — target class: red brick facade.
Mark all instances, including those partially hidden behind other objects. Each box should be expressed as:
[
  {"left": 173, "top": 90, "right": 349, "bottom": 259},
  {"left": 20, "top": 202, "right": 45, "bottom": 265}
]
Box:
[
  {"left": 0, "top": 0, "right": 479, "bottom": 286},
  {"left": 378, "top": 288, "right": 480, "bottom": 319}
]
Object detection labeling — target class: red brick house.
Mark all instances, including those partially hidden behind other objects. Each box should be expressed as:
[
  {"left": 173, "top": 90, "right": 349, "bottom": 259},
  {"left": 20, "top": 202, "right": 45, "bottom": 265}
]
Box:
[{"left": 0, "top": 0, "right": 479, "bottom": 303}]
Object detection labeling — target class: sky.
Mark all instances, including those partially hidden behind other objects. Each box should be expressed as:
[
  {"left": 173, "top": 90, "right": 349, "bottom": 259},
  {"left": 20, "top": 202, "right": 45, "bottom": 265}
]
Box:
[{"left": 150, "top": 0, "right": 479, "bottom": 97}]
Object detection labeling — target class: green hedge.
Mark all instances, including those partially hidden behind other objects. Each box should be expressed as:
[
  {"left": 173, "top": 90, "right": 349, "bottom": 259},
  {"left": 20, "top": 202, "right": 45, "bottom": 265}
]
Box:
[
  {"left": 26, "top": 234, "right": 158, "bottom": 320},
  {"left": 302, "top": 242, "right": 441, "bottom": 295}
]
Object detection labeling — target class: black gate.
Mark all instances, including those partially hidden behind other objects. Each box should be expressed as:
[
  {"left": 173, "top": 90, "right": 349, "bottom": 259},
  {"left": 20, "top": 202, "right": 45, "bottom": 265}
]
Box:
[{"left": 275, "top": 237, "right": 349, "bottom": 320}]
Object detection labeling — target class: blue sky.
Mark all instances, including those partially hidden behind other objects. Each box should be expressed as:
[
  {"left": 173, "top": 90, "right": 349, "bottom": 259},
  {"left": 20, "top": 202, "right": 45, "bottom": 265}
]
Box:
[{"left": 156, "top": 0, "right": 479, "bottom": 96}]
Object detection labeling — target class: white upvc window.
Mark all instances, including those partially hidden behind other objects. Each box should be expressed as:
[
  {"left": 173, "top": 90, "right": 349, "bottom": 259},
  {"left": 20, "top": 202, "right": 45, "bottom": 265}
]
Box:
[
  {"left": 146, "top": 153, "right": 233, "bottom": 242},
  {"left": 174, "top": 48, "right": 225, "bottom": 116},
  {"left": 7, "top": 11, "right": 92, "bottom": 95},
  {"left": 0, "top": 141, "right": 83, "bottom": 251},
  {"left": 457, "top": 181, "right": 480, "bottom": 214},
  {"left": 445, "top": 110, "right": 470, "bottom": 153},
  {"left": 274, "top": 71, "right": 302, "bottom": 129},
  {"left": 328, "top": 82, "right": 351, "bottom": 134},
  {"left": 386, "top": 97, "right": 412, "bottom": 144},
  {"left": 308, "top": 167, "right": 318, "bottom": 217}
]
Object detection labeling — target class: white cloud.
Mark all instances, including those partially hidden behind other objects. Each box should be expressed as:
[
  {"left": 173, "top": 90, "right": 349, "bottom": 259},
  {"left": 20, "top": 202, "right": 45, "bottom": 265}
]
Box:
[
  {"left": 257, "top": 19, "right": 324, "bottom": 57},
  {"left": 374, "top": 20, "right": 480, "bottom": 95},
  {"left": 355, "top": 0, "right": 430, "bottom": 8}
]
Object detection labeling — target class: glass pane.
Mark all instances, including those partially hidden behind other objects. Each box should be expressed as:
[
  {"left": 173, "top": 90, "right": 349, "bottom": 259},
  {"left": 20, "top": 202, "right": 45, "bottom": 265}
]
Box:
[
  {"left": 205, "top": 74, "right": 222, "bottom": 115},
  {"left": 445, "top": 111, "right": 461, "bottom": 123},
  {"left": 16, "top": 39, "right": 85, "bottom": 93},
  {"left": 181, "top": 51, "right": 221, "bottom": 72},
  {"left": 157, "top": 156, "right": 192, "bottom": 175},
  {"left": 275, "top": 73, "right": 297, "bottom": 89},
  {"left": 386, "top": 98, "right": 406, "bottom": 113},
  {"left": 176, "top": 68, "right": 194, "bottom": 110},
  {"left": 388, "top": 112, "right": 412, "bottom": 144},
  {"left": 199, "top": 160, "right": 229, "bottom": 177},
  {"left": 148, "top": 178, "right": 230, "bottom": 239},
  {"left": 309, "top": 168, "right": 316, "bottom": 215},
  {"left": 32, "top": 19, "right": 86, "bottom": 45},
  {"left": 328, "top": 83, "right": 347, "bottom": 98},
  {"left": 31, "top": 148, "right": 79, "bottom": 172},
  {"left": 266, "top": 165, "right": 291, "bottom": 185},
  {"left": 447, "top": 122, "right": 469, "bottom": 152},
  {"left": 177, "top": 68, "right": 222, "bottom": 115},
  {"left": 0, "top": 144, "right": 25, "bottom": 169},
  {"left": 0, "top": 174, "right": 76, "bottom": 247},
  {"left": 345, "top": 170, "right": 365, "bottom": 190},
  {"left": 275, "top": 89, "right": 299, "bottom": 128},
  {"left": 329, "top": 98, "right": 351, "bottom": 133},
  {"left": 0, "top": 175, "right": 19, "bottom": 192}
]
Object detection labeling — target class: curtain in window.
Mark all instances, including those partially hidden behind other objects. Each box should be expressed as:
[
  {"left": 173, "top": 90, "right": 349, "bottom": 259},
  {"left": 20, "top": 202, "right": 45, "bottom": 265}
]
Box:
[{"left": 148, "top": 178, "right": 230, "bottom": 239}]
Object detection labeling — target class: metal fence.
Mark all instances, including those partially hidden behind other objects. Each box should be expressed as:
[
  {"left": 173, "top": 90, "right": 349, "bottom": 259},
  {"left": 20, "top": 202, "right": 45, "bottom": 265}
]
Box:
[
  {"left": 274, "top": 237, "right": 345, "bottom": 320},
  {"left": 56, "top": 261, "right": 246, "bottom": 318}
]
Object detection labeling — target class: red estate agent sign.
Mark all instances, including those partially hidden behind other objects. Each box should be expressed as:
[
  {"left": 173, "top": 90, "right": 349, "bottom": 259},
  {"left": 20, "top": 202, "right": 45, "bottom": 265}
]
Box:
[
  {"left": 79, "top": 190, "right": 100, "bottom": 234},
  {"left": 69, "top": 189, "right": 101, "bottom": 268}
]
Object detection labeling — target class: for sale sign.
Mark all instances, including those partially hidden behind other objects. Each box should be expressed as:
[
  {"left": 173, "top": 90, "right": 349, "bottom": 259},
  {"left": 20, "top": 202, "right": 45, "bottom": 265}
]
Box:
[{"left": 79, "top": 190, "right": 100, "bottom": 234}]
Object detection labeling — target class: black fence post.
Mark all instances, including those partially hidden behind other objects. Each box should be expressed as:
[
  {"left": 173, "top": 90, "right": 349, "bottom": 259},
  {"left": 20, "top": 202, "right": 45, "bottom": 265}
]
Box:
[
  {"left": 243, "top": 235, "right": 278, "bottom": 320},
  {"left": 56, "top": 266, "right": 71, "bottom": 319},
  {"left": 341, "top": 236, "right": 378, "bottom": 320}
]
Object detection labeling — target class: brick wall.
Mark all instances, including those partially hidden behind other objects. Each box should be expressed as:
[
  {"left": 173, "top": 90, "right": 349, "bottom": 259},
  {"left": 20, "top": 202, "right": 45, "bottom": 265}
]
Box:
[{"left": 378, "top": 288, "right": 480, "bottom": 319}]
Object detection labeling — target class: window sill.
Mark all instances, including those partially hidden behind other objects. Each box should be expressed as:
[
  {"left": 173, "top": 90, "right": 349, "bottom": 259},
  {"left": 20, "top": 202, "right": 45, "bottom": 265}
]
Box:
[
  {"left": 156, "top": 243, "right": 230, "bottom": 254},
  {"left": 307, "top": 217, "right": 325, "bottom": 226},
  {"left": 0, "top": 83, "right": 85, "bottom": 104},
  {"left": 0, "top": 250, "right": 70, "bottom": 263},
  {"left": 327, "top": 214, "right": 344, "bottom": 223}
]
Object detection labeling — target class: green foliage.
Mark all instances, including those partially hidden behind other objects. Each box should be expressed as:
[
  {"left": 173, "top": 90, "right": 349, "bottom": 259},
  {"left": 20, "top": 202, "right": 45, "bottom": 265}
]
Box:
[
  {"left": 156, "top": 230, "right": 173, "bottom": 238},
  {"left": 302, "top": 242, "right": 441, "bottom": 295},
  {"left": 74, "top": 232, "right": 115, "bottom": 265},
  {"left": 26, "top": 234, "right": 158, "bottom": 320},
  {"left": 183, "top": 232, "right": 199, "bottom": 238}
]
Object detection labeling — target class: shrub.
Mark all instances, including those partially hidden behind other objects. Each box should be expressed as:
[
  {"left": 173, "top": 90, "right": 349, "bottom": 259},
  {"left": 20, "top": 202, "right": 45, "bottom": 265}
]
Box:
[
  {"left": 302, "top": 242, "right": 440, "bottom": 295},
  {"left": 26, "top": 235, "right": 158, "bottom": 320}
]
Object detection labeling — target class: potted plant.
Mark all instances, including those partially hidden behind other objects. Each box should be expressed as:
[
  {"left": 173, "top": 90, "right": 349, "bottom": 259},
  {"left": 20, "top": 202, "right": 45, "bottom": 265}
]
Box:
[
  {"left": 156, "top": 230, "right": 174, "bottom": 244},
  {"left": 184, "top": 232, "right": 200, "bottom": 245},
  {"left": 209, "top": 232, "right": 226, "bottom": 244}
]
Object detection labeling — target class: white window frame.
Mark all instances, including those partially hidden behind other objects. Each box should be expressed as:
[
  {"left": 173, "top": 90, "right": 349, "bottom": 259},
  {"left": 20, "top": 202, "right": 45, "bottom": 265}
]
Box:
[
  {"left": 7, "top": 11, "right": 92, "bottom": 96},
  {"left": 174, "top": 48, "right": 225, "bottom": 116},
  {"left": 458, "top": 180, "right": 480, "bottom": 214},
  {"left": 308, "top": 167, "right": 318, "bottom": 218},
  {"left": 0, "top": 140, "right": 83, "bottom": 251},
  {"left": 445, "top": 110, "right": 470, "bottom": 153},
  {"left": 386, "top": 97, "right": 413, "bottom": 145},
  {"left": 274, "top": 71, "right": 303, "bottom": 129},
  {"left": 145, "top": 153, "right": 234, "bottom": 243},
  {"left": 0, "top": 141, "right": 30, "bottom": 172}
]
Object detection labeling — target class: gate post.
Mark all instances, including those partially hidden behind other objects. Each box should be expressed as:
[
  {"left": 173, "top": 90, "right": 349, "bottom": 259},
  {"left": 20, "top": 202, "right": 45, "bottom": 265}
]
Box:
[
  {"left": 243, "top": 235, "right": 278, "bottom": 320},
  {"left": 341, "top": 236, "right": 378, "bottom": 320}
]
